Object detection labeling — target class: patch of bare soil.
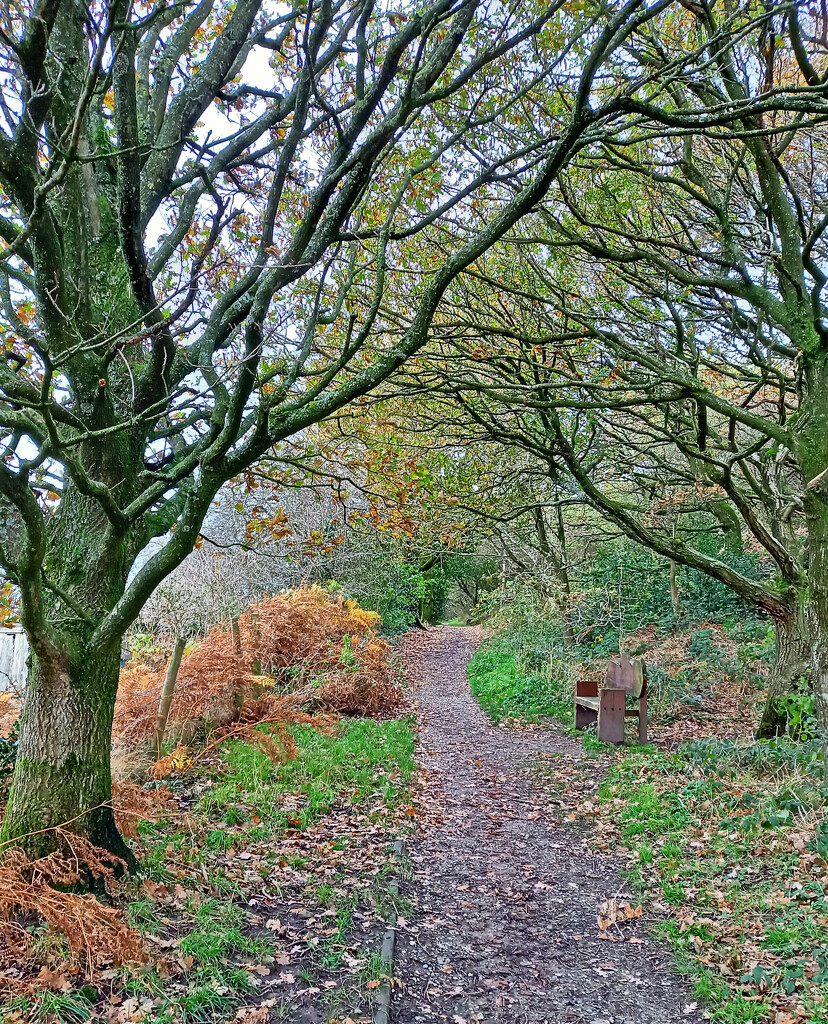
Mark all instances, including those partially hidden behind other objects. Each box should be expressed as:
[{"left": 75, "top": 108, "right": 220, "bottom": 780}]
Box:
[{"left": 394, "top": 626, "right": 706, "bottom": 1024}]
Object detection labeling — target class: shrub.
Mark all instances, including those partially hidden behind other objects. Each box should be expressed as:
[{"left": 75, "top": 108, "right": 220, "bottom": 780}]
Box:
[
  {"left": 681, "top": 735, "right": 826, "bottom": 778},
  {"left": 687, "top": 628, "right": 715, "bottom": 658},
  {"left": 344, "top": 561, "right": 426, "bottom": 634},
  {"left": 572, "top": 540, "right": 769, "bottom": 658},
  {"left": 0, "top": 717, "right": 18, "bottom": 781},
  {"left": 113, "top": 586, "right": 402, "bottom": 744}
]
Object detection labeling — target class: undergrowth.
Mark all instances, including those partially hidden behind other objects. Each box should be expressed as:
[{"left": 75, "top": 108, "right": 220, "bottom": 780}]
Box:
[
  {"left": 467, "top": 629, "right": 571, "bottom": 725},
  {"left": 113, "top": 586, "right": 403, "bottom": 746},
  {"left": 584, "top": 740, "right": 828, "bottom": 1023},
  {"left": 4, "top": 718, "right": 416, "bottom": 1024},
  {"left": 468, "top": 611, "right": 769, "bottom": 742}
]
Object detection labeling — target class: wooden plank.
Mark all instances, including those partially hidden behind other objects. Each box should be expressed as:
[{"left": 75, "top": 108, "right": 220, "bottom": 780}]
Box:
[
  {"left": 574, "top": 694, "right": 598, "bottom": 729},
  {"left": 576, "top": 679, "right": 599, "bottom": 697},
  {"left": 638, "top": 694, "right": 648, "bottom": 743},
  {"left": 606, "top": 653, "right": 632, "bottom": 691},
  {"left": 606, "top": 654, "right": 645, "bottom": 698},
  {"left": 630, "top": 659, "right": 645, "bottom": 699},
  {"left": 598, "top": 688, "right": 625, "bottom": 744}
]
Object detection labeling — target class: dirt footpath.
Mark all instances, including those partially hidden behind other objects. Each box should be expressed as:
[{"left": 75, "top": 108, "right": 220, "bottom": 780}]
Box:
[{"left": 393, "top": 626, "right": 705, "bottom": 1024}]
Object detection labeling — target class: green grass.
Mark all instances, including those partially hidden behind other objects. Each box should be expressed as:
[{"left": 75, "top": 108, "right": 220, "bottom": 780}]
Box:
[
  {"left": 178, "top": 913, "right": 271, "bottom": 966},
  {"left": 591, "top": 743, "right": 828, "bottom": 1022},
  {"left": 3, "top": 992, "right": 94, "bottom": 1024},
  {"left": 198, "top": 718, "right": 416, "bottom": 827},
  {"left": 115, "top": 716, "right": 416, "bottom": 1024},
  {"left": 467, "top": 632, "right": 571, "bottom": 724},
  {"left": 118, "top": 894, "right": 271, "bottom": 1023}
]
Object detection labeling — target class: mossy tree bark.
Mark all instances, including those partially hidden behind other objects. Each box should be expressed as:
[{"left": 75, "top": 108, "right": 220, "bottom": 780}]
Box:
[
  {"left": 800, "top": 358, "right": 828, "bottom": 735},
  {"left": 5, "top": 642, "right": 132, "bottom": 864},
  {"left": 756, "top": 608, "right": 811, "bottom": 739},
  {"left": 0, "top": 424, "right": 152, "bottom": 860},
  {"left": 810, "top": 544, "right": 828, "bottom": 737}
]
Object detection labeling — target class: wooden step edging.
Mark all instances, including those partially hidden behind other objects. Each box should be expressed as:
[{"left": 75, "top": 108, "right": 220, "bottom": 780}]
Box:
[{"left": 372, "top": 838, "right": 404, "bottom": 1024}]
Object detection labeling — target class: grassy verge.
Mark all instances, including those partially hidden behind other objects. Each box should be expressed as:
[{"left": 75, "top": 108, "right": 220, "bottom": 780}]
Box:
[
  {"left": 580, "top": 739, "right": 828, "bottom": 1023},
  {"left": 5, "top": 718, "right": 415, "bottom": 1024},
  {"left": 469, "top": 624, "right": 828, "bottom": 1022},
  {"left": 467, "top": 630, "right": 572, "bottom": 725},
  {"left": 468, "top": 617, "right": 770, "bottom": 738}
]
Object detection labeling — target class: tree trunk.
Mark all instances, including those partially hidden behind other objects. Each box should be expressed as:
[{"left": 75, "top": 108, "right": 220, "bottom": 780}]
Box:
[
  {"left": 539, "top": 505, "right": 575, "bottom": 648},
  {"left": 808, "top": 501, "right": 828, "bottom": 736},
  {"left": 756, "top": 610, "right": 811, "bottom": 739},
  {"left": 0, "top": 641, "right": 133, "bottom": 866},
  {"left": 798, "top": 353, "right": 828, "bottom": 737},
  {"left": 560, "top": 608, "right": 575, "bottom": 648},
  {"left": 669, "top": 560, "right": 686, "bottom": 621}
]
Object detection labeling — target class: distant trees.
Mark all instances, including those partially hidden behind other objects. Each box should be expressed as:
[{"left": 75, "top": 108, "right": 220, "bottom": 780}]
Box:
[
  {"left": 133, "top": 481, "right": 346, "bottom": 639},
  {"left": 326, "top": 405, "right": 593, "bottom": 640}
]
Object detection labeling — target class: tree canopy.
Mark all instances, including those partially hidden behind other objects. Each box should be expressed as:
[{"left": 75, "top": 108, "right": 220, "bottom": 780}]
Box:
[
  {"left": 392, "top": 10, "right": 828, "bottom": 732},
  {"left": 0, "top": 0, "right": 826, "bottom": 862}
]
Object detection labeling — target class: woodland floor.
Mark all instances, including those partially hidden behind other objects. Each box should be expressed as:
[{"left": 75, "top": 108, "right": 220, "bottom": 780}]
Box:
[{"left": 393, "top": 626, "right": 706, "bottom": 1024}]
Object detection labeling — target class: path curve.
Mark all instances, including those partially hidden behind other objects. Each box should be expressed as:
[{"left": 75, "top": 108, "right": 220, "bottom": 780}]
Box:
[{"left": 393, "top": 626, "right": 705, "bottom": 1024}]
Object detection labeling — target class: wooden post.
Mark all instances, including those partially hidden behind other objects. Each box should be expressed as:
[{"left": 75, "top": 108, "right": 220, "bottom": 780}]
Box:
[
  {"left": 574, "top": 679, "right": 599, "bottom": 730},
  {"left": 249, "top": 610, "right": 261, "bottom": 675},
  {"left": 230, "top": 616, "right": 247, "bottom": 713},
  {"left": 154, "top": 637, "right": 186, "bottom": 758},
  {"left": 598, "top": 688, "right": 625, "bottom": 744},
  {"left": 638, "top": 665, "right": 649, "bottom": 743}
]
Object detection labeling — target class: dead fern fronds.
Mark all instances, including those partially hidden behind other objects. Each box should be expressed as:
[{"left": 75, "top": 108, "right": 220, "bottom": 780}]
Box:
[
  {"left": 0, "top": 841, "right": 145, "bottom": 972},
  {"left": 110, "top": 740, "right": 154, "bottom": 783},
  {"left": 0, "top": 691, "right": 19, "bottom": 737},
  {"left": 236, "top": 693, "right": 339, "bottom": 733},
  {"left": 112, "top": 586, "right": 403, "bottom": 742},
  {"left": 111, "top": 781, "right": 176, "bottom": 839},
  {"left": 236, "top": 722, "right": 298, "bottom": 763},
  {"left": 149, "top": 742, "right": 192, "bottom": 780},
  {"left": 309, "top": 673, "right": 405, "bottom": 716}
]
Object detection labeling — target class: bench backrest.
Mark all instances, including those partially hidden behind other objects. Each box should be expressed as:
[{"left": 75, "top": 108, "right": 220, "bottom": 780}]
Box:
[{"left": 606, "top": 653, "right": 647, "bottom": 698}]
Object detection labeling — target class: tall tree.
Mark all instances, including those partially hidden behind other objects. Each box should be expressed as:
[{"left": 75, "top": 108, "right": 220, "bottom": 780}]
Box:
[{"left": 0, "top": 0, "right": 731, "bottom": 861}]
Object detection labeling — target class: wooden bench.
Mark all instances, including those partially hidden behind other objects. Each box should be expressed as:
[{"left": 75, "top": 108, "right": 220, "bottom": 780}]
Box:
[{"left": 574, "top": 653, "right": 648, "bottom": 745}]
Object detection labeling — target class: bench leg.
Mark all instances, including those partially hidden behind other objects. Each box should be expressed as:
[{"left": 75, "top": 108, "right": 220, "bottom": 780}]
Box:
[
  {"left": 574, "top": 703, "right": 597, "bottom": 731},
  {"left": 598, "top": 690, "right": 625, "bottom": 744},
  {"left": 638, "top": 697, "right": 648, "bottom": 744}
]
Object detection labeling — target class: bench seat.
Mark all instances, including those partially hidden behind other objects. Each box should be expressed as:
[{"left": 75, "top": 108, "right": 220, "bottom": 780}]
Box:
[
  {"left": 574, "top": 654, "right": 648, "bottom": 744},
  {"left": 577, "top": 694, "right": 649, "bottom": 717}
]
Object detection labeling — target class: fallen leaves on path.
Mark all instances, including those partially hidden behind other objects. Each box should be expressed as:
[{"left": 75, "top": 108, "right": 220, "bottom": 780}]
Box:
[
  {"left": 391, "top": 626, "right": 706, "bottom": 1024},
  {"left": 597, "top": 897, "right": 643, "bottom": 939}
]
